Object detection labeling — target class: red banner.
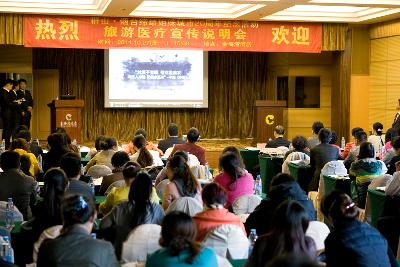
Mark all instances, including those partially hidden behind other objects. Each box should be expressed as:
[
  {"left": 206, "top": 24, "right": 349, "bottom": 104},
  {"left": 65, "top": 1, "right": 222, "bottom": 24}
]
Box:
[{"left": 24, "top": 15, "right": 322, "bottom": 53}]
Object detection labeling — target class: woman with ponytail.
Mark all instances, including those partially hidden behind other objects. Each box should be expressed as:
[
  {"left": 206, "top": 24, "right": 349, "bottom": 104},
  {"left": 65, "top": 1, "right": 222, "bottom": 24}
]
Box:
[
  {"left": 32, "top": 168, "right": 68, "bottom": 240},
  {"left": 37, "top": 194, "right": 118, "bottom": 266},
  {"left": 162, "top": 155, "right": 202, "bottom": 210},
  {"left": 146, "top": 211, "right": 217, "bottom": 267},
  {"left": 322, "top": 191, "right": 398, "bottom": 267},
  {"left": 214, "top": 151, "right": 254, "bottom": 208},
  {"left": 100, "top": 171, "right": 164, "bottom": 259},
  {"left": 131, "top": 134, "right": 163, "bottom": 167}
]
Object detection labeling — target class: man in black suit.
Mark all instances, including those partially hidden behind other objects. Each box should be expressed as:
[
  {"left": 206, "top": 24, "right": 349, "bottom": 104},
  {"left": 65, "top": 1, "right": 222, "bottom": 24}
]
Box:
[
  {"left": 17, "top": 79, "right": 33, "bottom": 129},
  {"left": 0, "top": 79, "right": 22, "bottom": 148},
  {"left": 157, "top": 123, "right": 185, "bottom": 153},
  {"left": 309, "top": 128, "right": 342, "bottom": 191},
  {"left": 265, "top": 125, "right": 291, "bottom": 148}
]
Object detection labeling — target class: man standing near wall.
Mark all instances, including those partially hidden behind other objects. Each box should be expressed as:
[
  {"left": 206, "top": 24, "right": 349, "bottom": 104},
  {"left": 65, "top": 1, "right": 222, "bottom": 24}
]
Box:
[{"left": 17, "top": 79, "right": 33, "bottom": 129}]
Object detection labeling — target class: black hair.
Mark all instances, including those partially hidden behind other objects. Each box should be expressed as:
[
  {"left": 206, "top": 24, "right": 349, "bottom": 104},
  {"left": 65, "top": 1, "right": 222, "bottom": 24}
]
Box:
[
  {"left": 167, "top": 155, "right": 199, "bottom": 196},
  {"left": 373, "top": 122, "right": 384, "bottom": 136},
  {"left": 160, "top": 211, "right": 201, "bottom": 264},
  {"left": 221, "top": 146, "right": 245, "bottom": 168},
  {"left": 122, "top": 161, "right": 142, "bottom": 180},
  {"left": 312, "top": 121, "right": 324, "bottom": 135},
  {"left": 318, "top": 128, "right": 332, "bottom": 143},
  {"left": 292, "top": 136, "right": 309, "bottom": 151},
  {"left": 329, "top": 131, "right": 338, "bottom": 145},
  {"left": 168, "top": 123, "right": 179, "bottom": 136},
  {"left": 186, "top": 127, "right": 200, "bottom": 143},
  {"left": 15, "top": 130, "right": 32, "bottom": 142},
  {"left": 2, "top": 79, "right": 13, "bottom": 87},
  {"left": 134, "top": 128, "right": 148, "bottom": 139},
  {"left": 60, "top": 152, "right": 82, "bottom": 178},
  {"left": 18, "top": 79, "right": 27, "bottom": 84},
  {"left": 43, "top": 168, "right": 68, "bottom": 221},
  {"left": 219, "top": 152, "right": 244, "bottom": 190},
  {"left": 11, "top": 138, "right": 29, "bottom": 151},
  {"left": 351, "top": 127, "right": 364, "bottom": 137},
  {"left": 321, "top": 191, "right": 359, "bottom": 225},
  {"left": 392, "top": 136, "right": 400, "bottom": 150},
  {"left": 355, "top": 131, "right": 367, "bottom": 143},
  {"left": 133, "top": 134, "right": 153, "bottom": 168},
  {"left": 173, "top": 150, "right": 189, "bottom": 162},
  {"left": 385, "top": 128, "right": 395, "bottom": 144},
  {"left": 111, "top": 151, "right": 130, "bottom": 168},
  {"left": 13, "top": 125, "right": 29, "bottom": 138},
  {"left": 0, "top": 151, "right": 20, "bottom": 170},
  {"left": 94, "top": 135, "right": 106, "bottom": 151},
  {"left": 358, "top": 142, "right": 375, "bottom": 159},
  {"left": 128, "top": 171, "right": 153, "bottom": 228},
  {"left": 61, "top": 194, "right": 95, "bottom": 230},
  {"left": 270, "top": 173, "right": 295, "bottom": 188},
  {"left": 20, "top": 155, "right": 31, "bottom": 176},
  {"left": 201, "top": 183, "right": 227, "bottom": 207},
  {"left": 11, "top": 80, "right": 18, "bottom": 90},
  {"left": 47, "top": 133, "right": 69, "bottom": 152},
  {"left": 265, "top": 254, "right": 319, "bottom": 267},
  {"left": 98, "top": 136, "right": 117, "bottom": 150}
]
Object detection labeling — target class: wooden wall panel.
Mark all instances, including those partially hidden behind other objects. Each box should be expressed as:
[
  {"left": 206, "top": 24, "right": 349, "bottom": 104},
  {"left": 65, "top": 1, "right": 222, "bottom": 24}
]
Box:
[
  {"left": 369, "top": 62, "right": 387, "bottom": 85},
  {"left": 370, "top": 39, "right": 387, "bottom": 62},
  {"left": 387, "top": 36, "right": 400, "bottom": 60}
]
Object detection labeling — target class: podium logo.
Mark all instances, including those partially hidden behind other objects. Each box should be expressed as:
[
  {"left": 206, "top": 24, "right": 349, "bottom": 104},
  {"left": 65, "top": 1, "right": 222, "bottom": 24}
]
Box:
[
  {"left": 265, "top": 114, "right": 274, "bottom": 125},
  {"left": 66, "top": 114, "right": 72, "bottom": 121}
]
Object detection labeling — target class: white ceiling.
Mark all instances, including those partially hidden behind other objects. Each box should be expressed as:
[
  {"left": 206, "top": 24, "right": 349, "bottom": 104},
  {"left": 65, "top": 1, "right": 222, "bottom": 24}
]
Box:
[{"left": 2, "top": 0, "right": 400, "bottom": 23}]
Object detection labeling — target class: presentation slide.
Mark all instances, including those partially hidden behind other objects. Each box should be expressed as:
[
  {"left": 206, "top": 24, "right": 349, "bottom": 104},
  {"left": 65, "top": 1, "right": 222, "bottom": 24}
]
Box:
[{"left": 104, "top": 49, "right": 208, "bottom": 108}]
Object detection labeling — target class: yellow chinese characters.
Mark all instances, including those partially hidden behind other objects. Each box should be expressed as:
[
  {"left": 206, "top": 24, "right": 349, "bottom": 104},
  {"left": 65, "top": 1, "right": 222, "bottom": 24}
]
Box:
[
  {"left": 272, "top": 26, "right": 311, "bottom": 45},
  {"left": 59, "top": 20, "right": 79, "bottom": 40},
  {"left": 35, "top": 19, "right": 57, "bottom": 40},
  {"left": 35, "top": 19, "right": 79, "bottom": 40}
]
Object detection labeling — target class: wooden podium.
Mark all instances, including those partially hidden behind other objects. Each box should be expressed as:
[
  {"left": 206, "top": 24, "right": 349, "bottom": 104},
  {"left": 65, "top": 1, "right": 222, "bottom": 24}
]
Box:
[
  {"left": 48, "top": 100, "right": 84, "bottom": 144},
  {"left": 254, "top": 100, "right": 287, "bottom": 143}
]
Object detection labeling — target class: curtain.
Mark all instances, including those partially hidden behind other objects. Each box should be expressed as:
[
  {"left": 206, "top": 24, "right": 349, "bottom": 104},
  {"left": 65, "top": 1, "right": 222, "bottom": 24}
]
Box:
[
  {"left": 33, "top": 49, "right": 269, "bottom": 141},
  {"left": 0, "top": 13, "right": 23, "bottom": 45},
  {"left": 322, "top": 23, "right": 348, "bottom": 51},
  {"left": 370, "top": 18, "right": 400, "bottom": 39}
]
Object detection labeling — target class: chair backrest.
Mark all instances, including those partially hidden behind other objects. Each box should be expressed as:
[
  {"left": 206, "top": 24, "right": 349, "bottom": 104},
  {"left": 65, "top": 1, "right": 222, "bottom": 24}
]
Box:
[
  {"left": 190, "top": 165, "right": 212, "bottom": 180},
  {"left": 0, "top": 201, "right": 24, "bottom": 222},
  {"left": 86, "top": 164, "right": 112, "bottom": 179},
  {"left": 156, "top": 179, "right": 170, "bottom": 199},
  {"left": 33, "top": 225, "right": 63, "bottom": 262},
  {"left": 231, "top": 195, "right": 262, "bottom": 215},
  {"left": 282, "top": 152, "right": 310, "bottom": 174},
  {"left": 165, "top": 197, "right": 203, "bottom": 217},
  {"left": 121, "top": 224, "right": 162, "bottom": 263},
  {"left": 202, "top": 224, "right": 249, "bottom": 260},
  {"left": 305, "top": 221, "right": 330, "bottom": 254},
  {"left": 105, "top": 179, "right": 125, "bottom": 195}
]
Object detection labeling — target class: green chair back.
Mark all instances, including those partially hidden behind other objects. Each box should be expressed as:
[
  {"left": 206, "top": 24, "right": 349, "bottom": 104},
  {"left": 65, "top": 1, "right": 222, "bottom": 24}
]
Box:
[
  {"left": 323, "top": 175, "right": 351, "bottom": 197},
  {"left": 288, "top": 163, "right": 312, "bottom": 193},
  {"left": 367, "top": 189, "right": 386, "bottom": 228},
  {"left": 259, "top": 155, "right": 283, "bottom": 194},
  {"left": 229, "top": 259, "right": 247, "bottom": 267},
  {"left": 239, "top": 149, "right": 260, "bottom": 176}
]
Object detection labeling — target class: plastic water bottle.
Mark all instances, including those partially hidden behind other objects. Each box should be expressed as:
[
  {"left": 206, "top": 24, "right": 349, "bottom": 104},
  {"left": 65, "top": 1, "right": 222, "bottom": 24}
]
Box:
[
  {"left": 35, "top": 138, "right": 40, "bottom": 146},
  {"left": 5, "top": 198, "right": 14, "bottom": 228},
  {"left": 0, "top": 139, "right": 5, "bottom": 152},
  {"left": 248, "top": 229, "right": 257, "bottom": 256},
  {"left": 254, "top": 175, "right": 262, "bottom": 196},
  {"left": 341, "top": 137, "right": 345, "bottom": 150},
  {"left": 88, "top": 177, "right": 95, "bottom": 195},
  {"left": 37, "top": 155, "right": 43, "bottom": 170},
  {"left": 91, "top": 233, "right": 97, "bottom": 239},
  {"left": 1, "top": 236, "right": 14, "bottom": 263}
]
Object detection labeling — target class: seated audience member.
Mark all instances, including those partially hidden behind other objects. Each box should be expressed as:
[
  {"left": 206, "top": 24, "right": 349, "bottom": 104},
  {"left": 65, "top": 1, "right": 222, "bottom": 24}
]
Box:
[
  {"left": 162, "top": 155, "right": 202, "bottom": 210},
  {"left": 125, "top": 128, "right": 163, "bottom": 156},
  {"left": 246, "top": 200, "right": 317, "bottom": 267},
  {"left": 15, "top": 130, "right": 43, "bottom": 158},
  {"left": 88, "top": 135, "right": 106, "bottom": 159},
  {"left": 193, "top": 183, "right": 245, "bottom": 241},
  {"left": 307, "top": 121, "right": 324, "bottom": 149},
  {"left": 158, "top": 123, "right": 185, "bottom": 153},
  {"left": 130, "top": 134, "right": 163, "bottom": 167},
  {"left": 221, "top": 146, "right": 245, "bottom": 168},
  {"left": 100, "top": 171, "right": 164, "bottom": 259},
  {"left": 37, "top": 195, "right": 118, "bottom": 267},
  {"left": 386, "top": 161, "right": 400, "bottom": 196},
  {"left": 388, "top": 136, "right": 400, "bottom": 175},
  {"left": 214, "top": 152, "right": 254, "bottom": 208},
  {"left": 368, "top": 122, "right": 385, "bottom": 155},
  {"left": 0, "top": 151, "right": 37, "bottom": 220},
  {"left": 99, "top": 151, "right": 130, "bottom": 195},
  {"left": 344, "top": 130, "right": 368, "bottom": 169},
  {"left": 11, "top": 138, "right": 40, "bottom": 177},
  {"left": 284, "top": 136, "right": 310, "bottom": 160},
  {"left": 20, "top": 154, "right": 32, "bottom": 177},
  {"left": 32, "top": 168, "right": 68, "bottom": 241},
  {"left": 382, "top": 128, "right": 396, "bottom": 165},
  {"left": 60, "top": 152, "right": 93, "bottom": 200},
  {"left": 309, "top": 128, "right": 341, "bottom": 191},
  {"left": 321, "top": 191, "right": 398, "bottom": 267},
  {"left": 342, "top": 127, "right": 364, "bottom": 159},
  {"left": 85, "top": 136, "right": 117, "bottom": 170},
  {"left": 43, "top": 133, "right": 70, "bottom": 172},
  {"left": 146, "top": 211, "right": 218, "bottom": 267},
  {"left": 170, "top": 127, "right": 206, "bottom": 165},
  {"left": 350, "top": 142, "right": 387, "bottom": 208},
  {"left": 265, "top": 125, "right": 291, "bottom": 148},
  {"left": 264, "top": 254, "right": 319, "bottom": 267},
  {"left": 245, "top": 173, "right": 315, "bottom": 235},
  {"left": 55, "top": 127, "right": 79, "bottom": 153},
  {"left": 13, "top": 125, "right": 28, "bottom": 139},
  {"left": 329, "top": 131, "right": 341, "bottom": 154}
]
